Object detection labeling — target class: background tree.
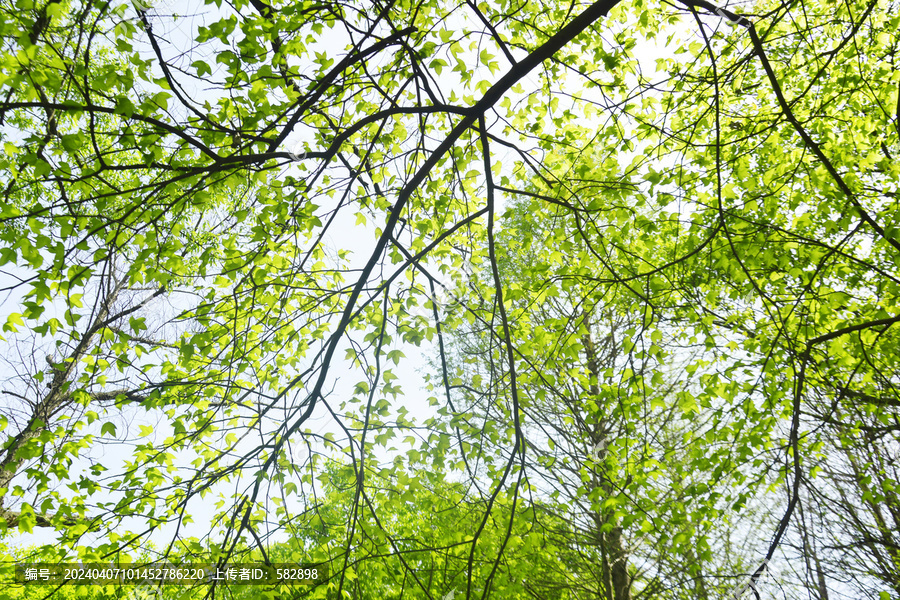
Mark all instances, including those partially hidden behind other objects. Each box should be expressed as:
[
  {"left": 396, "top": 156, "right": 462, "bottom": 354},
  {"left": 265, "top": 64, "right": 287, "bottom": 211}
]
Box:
[{"left": 424, "top": 187, "right": 769, "bottom": 600}]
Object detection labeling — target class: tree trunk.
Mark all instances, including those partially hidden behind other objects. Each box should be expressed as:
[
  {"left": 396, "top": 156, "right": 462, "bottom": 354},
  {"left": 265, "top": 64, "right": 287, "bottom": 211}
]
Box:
[
  {"left": 0, "top": 276, "right": 131, "bottom": 530},
  {"left": 584, "top": 313, "right": 631, "bottom": 600}
]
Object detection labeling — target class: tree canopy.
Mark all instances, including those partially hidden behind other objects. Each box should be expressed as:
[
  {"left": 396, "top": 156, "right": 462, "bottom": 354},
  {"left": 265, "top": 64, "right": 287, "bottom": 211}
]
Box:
[{"left": 1, "top": 0, "right": 898, "bottom": 598}]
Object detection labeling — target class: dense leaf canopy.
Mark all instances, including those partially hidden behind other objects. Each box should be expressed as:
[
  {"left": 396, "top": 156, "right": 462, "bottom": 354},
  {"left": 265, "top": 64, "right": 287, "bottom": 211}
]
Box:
[{"left": 0, "top": 0, "right": 898, "bottom": 598}]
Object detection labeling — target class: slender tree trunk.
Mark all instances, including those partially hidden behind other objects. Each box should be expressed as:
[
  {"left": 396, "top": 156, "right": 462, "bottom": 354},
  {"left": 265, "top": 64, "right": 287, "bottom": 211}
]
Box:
[
  {"left": 607, "top": 525, "right": 632, "bottom": 600},
  {"left": 798, "top": 496, "right": 829, "bottom": 600},
  {"left": 597, "top": 513, "right": 614, "bottom": 600},
  {"left": 584, "top": 312, "right": 631, "bottom": 600},
  {"left": 0, "top": 276, "right": 129, "bottom": 530}
]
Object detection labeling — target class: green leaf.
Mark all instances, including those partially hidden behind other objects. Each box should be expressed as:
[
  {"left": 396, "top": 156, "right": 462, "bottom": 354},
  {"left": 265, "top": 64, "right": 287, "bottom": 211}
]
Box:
[
  {"left": 193, "top": 60, "right": 212, "bottom": 77},
  {"left": 113, "top": 96, "right": 136, "bottom": 118},
  {"left": 3, "top": 313, "right": 24, "bottom": 332}
]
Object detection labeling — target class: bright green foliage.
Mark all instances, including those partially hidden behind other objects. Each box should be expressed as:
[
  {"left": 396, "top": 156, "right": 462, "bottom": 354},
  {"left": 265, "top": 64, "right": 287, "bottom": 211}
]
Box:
[
  {"left": 281, "top": 461, "right": 580, "bottom": 600},
  {"left": 0, "top": 0, "right": 897, "bottom": 598}
]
